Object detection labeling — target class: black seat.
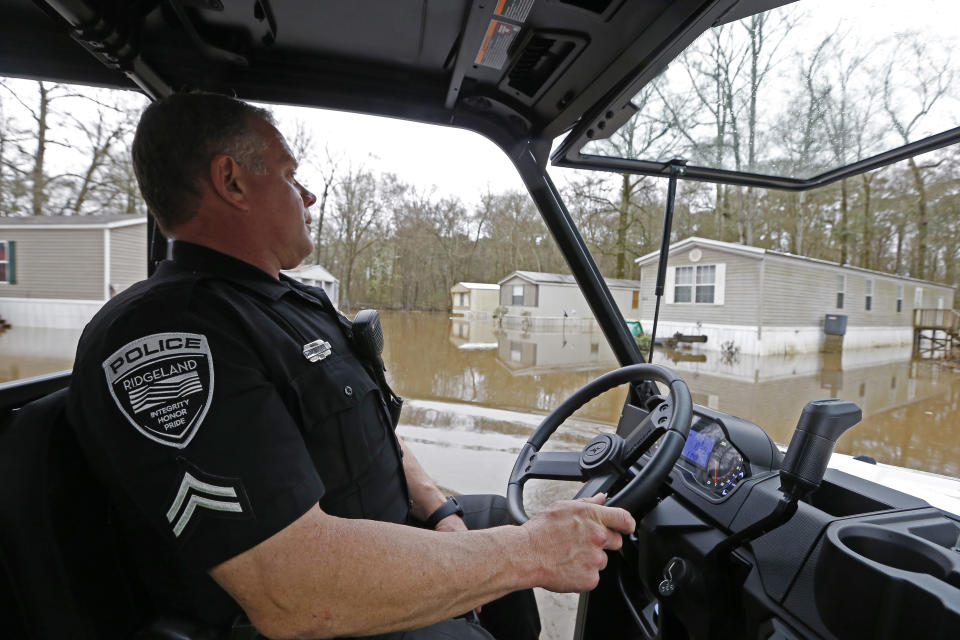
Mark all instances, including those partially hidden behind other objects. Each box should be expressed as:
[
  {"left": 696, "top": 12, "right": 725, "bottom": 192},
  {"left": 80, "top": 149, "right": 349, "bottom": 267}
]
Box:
[{"left": 0, "top": 389, "right": 220, "bottom": 639}]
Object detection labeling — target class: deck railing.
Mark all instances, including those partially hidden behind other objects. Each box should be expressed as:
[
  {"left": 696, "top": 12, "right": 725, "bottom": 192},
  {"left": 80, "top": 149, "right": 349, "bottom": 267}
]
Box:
[{"left": 913, "top": 308, "right": 960, "bottom": 333}]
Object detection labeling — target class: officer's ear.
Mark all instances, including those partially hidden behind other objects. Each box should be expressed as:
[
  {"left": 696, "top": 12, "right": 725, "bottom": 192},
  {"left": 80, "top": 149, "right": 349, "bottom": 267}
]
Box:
[{"left": 209, "top": 154, "right": 249, "bottom": 210}]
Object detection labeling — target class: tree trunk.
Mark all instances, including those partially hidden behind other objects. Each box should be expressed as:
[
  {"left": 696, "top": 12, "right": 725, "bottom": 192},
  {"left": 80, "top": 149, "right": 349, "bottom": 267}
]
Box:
[
  {"left": 860, "top": 174, "right": 872, "bottom": 269},
  {"left": 907, "top": 157, "right": 928, "bottom": 279},
  {"left": 615, "top": 174, "right": 630, "bottom": 278},
  {"left": 839, "top": 178, "right": 849, "bottom": 265},
  {"left": 714, "top": 183, "right": 722, "bottom": 236},
  {"left": 744, "top": 187, "right": 755, "bottom": 245},
  {"left": 312, "top": 179, "right": 330, "bottom": 265},
  {"left": 31, "top": 83, "right": 49, "bottom": 216},
  {"left": 795, "top": 192, "right": 806, "bottom": 254},
  {"left": 895, "top": 222, "right": 905, "bottom": 273}
]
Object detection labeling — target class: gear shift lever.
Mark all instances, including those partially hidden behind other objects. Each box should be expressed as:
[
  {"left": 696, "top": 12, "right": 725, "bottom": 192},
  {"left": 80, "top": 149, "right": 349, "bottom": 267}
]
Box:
[
  {"left": 779, "top": 399, "right": 862, "bottom": 500},
  {"left": 709, "top": 399, "right": 861, "bottom": 560}
]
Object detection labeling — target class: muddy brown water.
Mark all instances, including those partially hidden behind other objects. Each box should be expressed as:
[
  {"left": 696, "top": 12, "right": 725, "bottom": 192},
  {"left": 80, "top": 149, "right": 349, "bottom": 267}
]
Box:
[
  {"left": 3, "top": 312, "right": 959, "bottom": 639},
  {"left": 381, "top": 311, "right": 960, "bottom": 481}
]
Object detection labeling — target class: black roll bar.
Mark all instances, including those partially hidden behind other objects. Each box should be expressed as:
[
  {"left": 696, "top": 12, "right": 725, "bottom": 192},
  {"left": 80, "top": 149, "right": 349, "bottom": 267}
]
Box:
[
  {"left": 511, "top": 147, "right": 656, "bottom": 404},
  {"left": 554, "top": 123, "right": 960, "bottom": 192}
]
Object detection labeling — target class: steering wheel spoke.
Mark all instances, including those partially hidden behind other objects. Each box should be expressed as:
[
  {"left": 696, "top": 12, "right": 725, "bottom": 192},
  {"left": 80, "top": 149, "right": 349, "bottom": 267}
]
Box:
[
  {"left": 622, "top": 400, "right": 673, "bottom": 462},
  {"left": 573, "top": 472, "right": 620, "bottom": 500},
  {"left": 517, "top": 450, "right": 586, "bottom": 482}
]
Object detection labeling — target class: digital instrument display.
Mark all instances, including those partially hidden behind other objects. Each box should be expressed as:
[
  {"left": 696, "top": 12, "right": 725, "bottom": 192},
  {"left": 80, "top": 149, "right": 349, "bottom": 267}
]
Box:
[
  {"left": 643, "top": 414, "right": 749, "bottom": 498},
  {"left": 677, "top": 420, "right": 747, "bottom": 498},
  {"left": 681, "top": 429, "right": 716, "bottom": 467}
]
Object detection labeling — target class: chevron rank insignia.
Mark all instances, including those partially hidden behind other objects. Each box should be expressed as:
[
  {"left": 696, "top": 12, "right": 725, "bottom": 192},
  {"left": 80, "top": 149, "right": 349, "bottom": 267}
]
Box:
[
  {"left": 103, "top": 333, "right": 214, "bottom": 449},
  {"left": 166, "top": 463, "right": 250, "bottom": 538}
]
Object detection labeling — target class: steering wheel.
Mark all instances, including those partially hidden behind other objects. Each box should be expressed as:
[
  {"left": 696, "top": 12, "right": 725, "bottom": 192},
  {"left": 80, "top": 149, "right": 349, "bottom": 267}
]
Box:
[{"left": 507, "top": 363, "right": 692, "bottom": 523}]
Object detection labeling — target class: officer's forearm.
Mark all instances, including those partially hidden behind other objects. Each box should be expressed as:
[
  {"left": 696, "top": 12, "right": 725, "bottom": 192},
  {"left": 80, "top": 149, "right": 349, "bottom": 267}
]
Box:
[
  {"left": 210, "top": 503, "right": 537, "bottom": 639},
  {"left": 398, "top": 437, "right": 447, "bottom": 522}
]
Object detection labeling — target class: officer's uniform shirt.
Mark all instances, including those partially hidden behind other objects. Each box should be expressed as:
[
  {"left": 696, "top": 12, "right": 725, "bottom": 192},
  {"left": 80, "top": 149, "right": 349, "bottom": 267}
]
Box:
[{"left": 68, "top": 241, "right": 409, "bottom": 626}]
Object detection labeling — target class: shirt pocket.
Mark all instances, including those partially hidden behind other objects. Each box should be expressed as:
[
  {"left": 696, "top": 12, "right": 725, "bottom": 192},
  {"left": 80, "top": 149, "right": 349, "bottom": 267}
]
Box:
[{"left": 289, "top": 355, "right": 390, "bottom": 492}]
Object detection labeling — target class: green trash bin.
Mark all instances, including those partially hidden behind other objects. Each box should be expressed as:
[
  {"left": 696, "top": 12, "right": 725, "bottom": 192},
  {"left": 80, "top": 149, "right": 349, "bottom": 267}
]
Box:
[{"left": 626, "top": 320, "right": 643, "bottom": 337}]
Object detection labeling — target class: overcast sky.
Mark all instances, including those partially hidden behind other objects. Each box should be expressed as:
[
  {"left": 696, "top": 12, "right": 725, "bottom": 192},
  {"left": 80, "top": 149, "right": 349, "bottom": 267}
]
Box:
[{"left": 268, "top": 104, "right": 533, "bottom": 208}]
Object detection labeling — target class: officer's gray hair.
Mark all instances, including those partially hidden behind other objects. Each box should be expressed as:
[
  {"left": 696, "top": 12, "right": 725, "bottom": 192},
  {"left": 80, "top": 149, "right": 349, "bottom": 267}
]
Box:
[{"left": 132, "top": 92, "right": 277, "bottom": 233}]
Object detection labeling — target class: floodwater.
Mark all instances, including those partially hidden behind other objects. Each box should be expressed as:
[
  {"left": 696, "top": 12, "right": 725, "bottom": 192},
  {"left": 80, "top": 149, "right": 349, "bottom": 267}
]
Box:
[
  {"left": 382, "top": 311, "right": 960, "bottom": 481},
  {"left": 0, "top": 326, "right": 80, "bottom": 383},
  {"left": 4, "top": 312, "right": 959, "bottom": 639}
]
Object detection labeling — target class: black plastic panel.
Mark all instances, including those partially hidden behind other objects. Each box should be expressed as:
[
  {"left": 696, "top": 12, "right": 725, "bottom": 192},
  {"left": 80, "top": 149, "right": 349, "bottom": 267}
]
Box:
[{"left": 785, "top": 509, "right": 960, "bottom": 639}]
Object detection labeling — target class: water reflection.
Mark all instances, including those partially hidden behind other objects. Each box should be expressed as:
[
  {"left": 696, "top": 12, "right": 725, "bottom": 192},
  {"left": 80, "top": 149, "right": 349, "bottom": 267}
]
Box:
[
  {"left": 0, "top": 327, "right": 80, "bottom": 382},
  {"left": 384, "top": 312, "right": 960, "bottom": 479},
  {"left": 385, "top": 312, "right": 627, "bottom": 424}
]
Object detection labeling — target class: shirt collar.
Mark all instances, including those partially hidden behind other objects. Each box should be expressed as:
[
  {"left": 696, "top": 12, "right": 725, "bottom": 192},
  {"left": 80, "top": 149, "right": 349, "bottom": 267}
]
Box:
[{"left": 157, "top": 241, "right": 292, "bottom": 301}]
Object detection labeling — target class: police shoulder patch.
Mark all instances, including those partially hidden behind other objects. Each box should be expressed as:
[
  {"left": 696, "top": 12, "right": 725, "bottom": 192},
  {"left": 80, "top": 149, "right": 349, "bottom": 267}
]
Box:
[{"left": 102, "top": 332, "right": 214, "bottom": 448}]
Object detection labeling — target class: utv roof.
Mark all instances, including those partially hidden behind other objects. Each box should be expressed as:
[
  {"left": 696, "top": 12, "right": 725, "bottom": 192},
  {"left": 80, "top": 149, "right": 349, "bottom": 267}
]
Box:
[
  {"left": 5, "top": 1, "right": 956, "bottom": 188},
  {"left": 0, "top": 1, "right": 798, "bottom": 169}
]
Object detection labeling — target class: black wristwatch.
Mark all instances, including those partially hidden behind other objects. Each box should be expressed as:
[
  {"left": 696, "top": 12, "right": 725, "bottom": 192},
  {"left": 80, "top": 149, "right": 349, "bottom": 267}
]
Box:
[{"left": 424, "top": 496, "right": 464, "bottom": 529}]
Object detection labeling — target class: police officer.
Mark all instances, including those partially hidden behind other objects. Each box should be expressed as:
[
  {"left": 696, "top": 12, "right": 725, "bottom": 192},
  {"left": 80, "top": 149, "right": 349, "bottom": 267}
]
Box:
[{"left": 67, "top": 93, "right": 635, "bottom": 639}]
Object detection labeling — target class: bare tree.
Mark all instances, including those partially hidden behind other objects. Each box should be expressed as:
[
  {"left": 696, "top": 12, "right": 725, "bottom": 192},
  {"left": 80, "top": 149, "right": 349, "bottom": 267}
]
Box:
[
  {"left": 64, "top": 99, "right": 136, "bottom": 215},
  {"left": 821, "top": 35, "right": 877, "bottom": 265},
  {"left": 882, "top": 36, "right": 953, "bottom": 279},
  {"left": 578, "top": 87, "right": 672, "bottom": 276},
  {"left": 330, "top": 166, "right": 391, "bottom": 309},
  {"left": 283, "top": 120, "right": 341, "bottom": 265}
]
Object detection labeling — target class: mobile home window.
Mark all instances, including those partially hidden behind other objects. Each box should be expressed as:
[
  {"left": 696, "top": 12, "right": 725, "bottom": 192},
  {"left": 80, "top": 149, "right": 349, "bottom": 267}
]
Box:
[
  {"left": 512, "top": 284, "right": 524, "bottom": 306},
  {"left": 674, "top": 265, "right": 716, "bottom": 304},
  {"left": 695, "top": 265, "right": 716, "bottom": 303},
  {"left": 836, "top": 274, "right": 845, "bottom": 309},
  {"left": 897, "top": 285, "right": 903, "bottom": 313},
  {"left": 674, "top": 266, "right": 694, "bottom": 302},
  {"left": 0, "top": 241, "right": 8, "bottom": 283},
  {"left": 865, "top": 279, "right": 873, "bottom": 311},
  {"left": 458, "top": 293, "right": 467, "bottom": 306}
]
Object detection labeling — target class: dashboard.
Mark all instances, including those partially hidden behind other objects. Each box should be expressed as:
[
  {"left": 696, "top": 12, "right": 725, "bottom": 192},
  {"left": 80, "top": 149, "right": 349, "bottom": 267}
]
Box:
[
  {"left": 627, "top": 402, "right": 782, "bottom": 505},
  {"left": 676, "top": 420, "right": 747, "bottom": 498}
]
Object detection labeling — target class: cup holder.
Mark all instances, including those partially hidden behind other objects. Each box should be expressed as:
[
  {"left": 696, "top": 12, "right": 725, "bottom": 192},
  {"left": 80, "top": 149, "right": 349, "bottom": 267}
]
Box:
[
  {"left": 816, "top": 520, "right": 960, "bottom": 638},
  {"left": 837, "top": 525, "right": 960, "bottom": 588}
]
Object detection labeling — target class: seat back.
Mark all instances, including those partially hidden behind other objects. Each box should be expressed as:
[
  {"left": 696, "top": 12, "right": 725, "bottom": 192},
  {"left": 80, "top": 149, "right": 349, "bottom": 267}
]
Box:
[{"left": 0, "top": 389, "right": 150, "bottom": 638}]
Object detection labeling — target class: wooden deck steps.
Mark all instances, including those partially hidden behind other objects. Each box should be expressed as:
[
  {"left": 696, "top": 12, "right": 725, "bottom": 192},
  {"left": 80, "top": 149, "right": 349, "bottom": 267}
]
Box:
[{"left": 913, "top": 308, "right": 960, "bottom": 358}]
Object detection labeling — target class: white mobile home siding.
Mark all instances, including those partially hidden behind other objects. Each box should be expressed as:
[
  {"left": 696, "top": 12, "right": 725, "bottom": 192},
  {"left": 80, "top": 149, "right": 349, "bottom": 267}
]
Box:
[
  {"left": 470, "top": 288, "right": 500, "bottom": 313},
  {"left": 639, "top": 247, "right": 762, "bottom": 326},
  {"left": 764, "top": 261, "right": 951, "bottom": 321},
  {"left": 500, "top": 280, "right": 566, "bottom": 316},
  {"left": 761, "top": 259, "right": 953, "bottom": 327},
  {"left": 500, "top": 276, "right": 640, "bottom": 320},
  {"left": 109, "top": 224, "right": 147, "bottom": 294},
  {"left": 451, "top": 283, "right": 500, "bottom": 315},
  {"left": 0, "top": 228, "right": 103, "bottom": 300},
  {"left": 637, "top": 237, "right": 955, "bottom": 354}
]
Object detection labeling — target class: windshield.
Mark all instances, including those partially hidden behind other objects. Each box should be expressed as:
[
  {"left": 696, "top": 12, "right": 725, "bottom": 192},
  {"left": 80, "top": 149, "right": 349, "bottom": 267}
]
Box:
[{"left": 582, "top": 0, "right": 960, "bottom": 181}]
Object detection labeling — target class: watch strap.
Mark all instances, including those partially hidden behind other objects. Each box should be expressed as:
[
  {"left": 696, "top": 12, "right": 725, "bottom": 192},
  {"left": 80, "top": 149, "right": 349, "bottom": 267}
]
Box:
[{"left": 424, "top": 496, "right": 463, "bottom": 529}]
